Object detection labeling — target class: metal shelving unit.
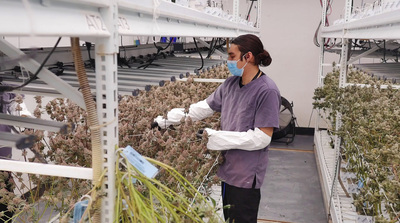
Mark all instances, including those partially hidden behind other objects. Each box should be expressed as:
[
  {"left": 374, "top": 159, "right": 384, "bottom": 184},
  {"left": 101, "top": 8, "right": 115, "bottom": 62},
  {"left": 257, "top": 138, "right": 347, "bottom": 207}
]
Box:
[
  {"left": 118, "top": 0, "right": 260, "bottom": 37},
  {"left": 0, "top": 0, "right": 260, "bottom": 222},
  {"left": 316, "top": 1, "right": 400, "bottom": 222},
  {"left": 320, "top": 8, "right": 400, "bottom": 39},
  {"left": 353, "top": 63, "right": 400, "bottom": 83},
  {"left": 1, "top": 56, "right": 225, "bottom": 95}
]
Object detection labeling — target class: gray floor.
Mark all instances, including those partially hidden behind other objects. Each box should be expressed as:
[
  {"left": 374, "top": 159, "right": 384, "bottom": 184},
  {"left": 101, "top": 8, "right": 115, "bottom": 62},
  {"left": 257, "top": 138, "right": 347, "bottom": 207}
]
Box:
[{"left": 258, "top": 135, "right": 328, "bottom": 223}]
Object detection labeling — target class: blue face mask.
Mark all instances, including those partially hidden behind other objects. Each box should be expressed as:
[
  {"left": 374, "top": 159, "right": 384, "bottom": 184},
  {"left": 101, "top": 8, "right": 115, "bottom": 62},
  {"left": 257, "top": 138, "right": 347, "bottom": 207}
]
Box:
[{"left": 227, "top": 54, "right": 248, "bottom": 77}]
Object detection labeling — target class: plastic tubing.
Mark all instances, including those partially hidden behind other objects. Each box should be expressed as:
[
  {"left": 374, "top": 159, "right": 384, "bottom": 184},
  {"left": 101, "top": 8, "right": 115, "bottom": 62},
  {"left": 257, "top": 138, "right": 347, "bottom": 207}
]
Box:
[{"left": 70, "top": 37, "right": 102, "bottom": 223}]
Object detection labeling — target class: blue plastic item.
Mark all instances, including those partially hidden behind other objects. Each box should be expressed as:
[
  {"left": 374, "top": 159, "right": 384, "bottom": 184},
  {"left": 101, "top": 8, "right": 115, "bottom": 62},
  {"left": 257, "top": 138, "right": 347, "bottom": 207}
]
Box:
[{"left": 73, "top": 200, "right": 89, "bottom": 223}]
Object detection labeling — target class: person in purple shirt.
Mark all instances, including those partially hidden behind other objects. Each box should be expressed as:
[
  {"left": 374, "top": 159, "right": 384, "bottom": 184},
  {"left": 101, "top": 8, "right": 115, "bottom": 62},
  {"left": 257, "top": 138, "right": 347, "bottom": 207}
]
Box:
[{"left": 154, "top": 34, "right": 281, "bottom": 222}]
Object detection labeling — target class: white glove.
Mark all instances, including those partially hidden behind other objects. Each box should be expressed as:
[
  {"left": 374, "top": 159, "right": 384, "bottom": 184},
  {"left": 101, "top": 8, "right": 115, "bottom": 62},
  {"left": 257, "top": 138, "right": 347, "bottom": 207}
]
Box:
[
  {"left": 154, "top": 100, "right": 214, "bottom": 129},
  {"left": 204, "top": 127, "right": 271, "bottom": 151},
  {"left": 154, "top": 108, "right": 185, "bottom": 129}
]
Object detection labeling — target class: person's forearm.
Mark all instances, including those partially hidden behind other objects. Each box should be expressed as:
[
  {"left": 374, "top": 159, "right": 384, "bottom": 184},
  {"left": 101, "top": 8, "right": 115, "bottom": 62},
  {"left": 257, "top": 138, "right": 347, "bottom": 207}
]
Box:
[
  {"left": 205, "top": 128, "right": 271, "bottom": 151},
  {"left": 187, "top": 99, "right": 214, "bottom": 121}
]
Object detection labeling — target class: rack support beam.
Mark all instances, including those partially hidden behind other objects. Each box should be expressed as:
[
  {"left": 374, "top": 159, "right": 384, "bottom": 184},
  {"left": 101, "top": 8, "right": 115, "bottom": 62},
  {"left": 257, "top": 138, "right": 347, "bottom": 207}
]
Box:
[
  {"left": 0, "top": 159, "right": 92, "bottom": 180},
  {"left": 0, "top": 39, "right": 86, "bottom": 109},
  {"left": 0, "top": 113, "right": 72, "bottom": 134}
]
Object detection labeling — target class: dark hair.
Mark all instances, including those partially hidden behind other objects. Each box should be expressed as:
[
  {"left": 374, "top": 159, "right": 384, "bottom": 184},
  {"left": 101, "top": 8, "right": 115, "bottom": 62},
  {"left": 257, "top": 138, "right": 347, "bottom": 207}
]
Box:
[{"left": 231, "top": 34, "right": 272, "bottom": 67}]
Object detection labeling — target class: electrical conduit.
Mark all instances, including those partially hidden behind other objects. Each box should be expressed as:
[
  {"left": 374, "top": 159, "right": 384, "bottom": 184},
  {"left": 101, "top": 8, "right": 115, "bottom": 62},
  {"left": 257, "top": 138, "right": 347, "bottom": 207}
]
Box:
[{"left": 70, "top": 37, "right": 102, "bottom": 223}]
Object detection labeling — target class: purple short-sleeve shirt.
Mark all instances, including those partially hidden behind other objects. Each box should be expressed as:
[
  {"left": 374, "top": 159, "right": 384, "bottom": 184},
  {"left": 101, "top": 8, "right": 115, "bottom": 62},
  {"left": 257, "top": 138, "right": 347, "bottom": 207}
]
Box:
[{"left": 206, "top": 74, "right": 281, "bottom": 189}]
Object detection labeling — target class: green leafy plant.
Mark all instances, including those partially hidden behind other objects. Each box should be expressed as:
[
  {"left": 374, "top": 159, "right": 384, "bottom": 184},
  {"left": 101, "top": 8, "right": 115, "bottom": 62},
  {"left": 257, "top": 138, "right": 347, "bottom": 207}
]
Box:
[
  {"left": 313, "top": 66, "right": 400, "bottom": 222},
  {"left": 114, "top": 152, "right": 223, "bottom": 223}
]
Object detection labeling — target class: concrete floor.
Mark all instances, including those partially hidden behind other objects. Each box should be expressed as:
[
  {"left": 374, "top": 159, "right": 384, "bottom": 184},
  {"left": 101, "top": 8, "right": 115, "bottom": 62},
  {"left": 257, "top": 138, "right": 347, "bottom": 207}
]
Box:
[{"left": 258, "top": 135, "right": 328, "bottom": 223}]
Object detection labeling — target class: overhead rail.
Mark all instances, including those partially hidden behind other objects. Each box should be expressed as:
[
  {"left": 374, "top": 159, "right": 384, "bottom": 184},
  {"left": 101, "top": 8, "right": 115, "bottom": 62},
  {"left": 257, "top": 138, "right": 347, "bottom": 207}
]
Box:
[
  {"left": 0, "top": 0, "right": 259, "bottom": 38},
  {"left": 0, "top": 0, "right": 110, "bottom": 37}
]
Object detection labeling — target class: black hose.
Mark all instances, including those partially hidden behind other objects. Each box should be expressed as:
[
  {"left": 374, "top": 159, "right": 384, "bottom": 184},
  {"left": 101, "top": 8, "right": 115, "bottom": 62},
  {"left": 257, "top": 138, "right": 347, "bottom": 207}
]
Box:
[
  {"left": 207, "top": 38, "right": 215, "bottom": 58},
  {"left": 246, "top": 0, "right": 255, "bottom": 21},
  {"left": 0, "top": 37, "right": 61, "bottom": 92},
  {"left": 193, "top": 38, "right": 204, "bottom": 71},
  {"left": 139, "top": 37, "right": 174, "bottom": 69}
]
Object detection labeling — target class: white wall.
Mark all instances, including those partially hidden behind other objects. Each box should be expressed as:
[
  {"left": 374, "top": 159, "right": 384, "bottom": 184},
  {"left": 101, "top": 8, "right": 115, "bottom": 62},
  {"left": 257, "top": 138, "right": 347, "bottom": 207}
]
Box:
[
  {"left": 259, "top": 1, "right": 322, "bottom": 128},
  {"left": 256, "top": 0, "right": 379, "bottom": 128}
]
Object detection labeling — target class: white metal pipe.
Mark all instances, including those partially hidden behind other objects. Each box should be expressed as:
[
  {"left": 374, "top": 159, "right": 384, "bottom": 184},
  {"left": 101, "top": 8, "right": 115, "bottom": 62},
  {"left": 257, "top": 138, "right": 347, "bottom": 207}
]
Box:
[
  {"left": 177, "top": 78, "right": 225, "bottom": 83},
  {"left": 343, "top": 83, "right": 400, "bottom": 89},
  {"left": 257, "top": 0, "right": 262, "bottom": 29},
  {"left": 96, "top": 2, "right": 118, "bottom": 222},
  {"left": 0, "top": 113, "right": 70, "bottom": 134},
  {"left": 0, "top": 159, "right": 92, "bottom": 180},
  {"left": 322, "top": 63, "right": 337, "bottom": 67},
  {"left": 233, "top": 0, "right": 239, "bottom": 23}
]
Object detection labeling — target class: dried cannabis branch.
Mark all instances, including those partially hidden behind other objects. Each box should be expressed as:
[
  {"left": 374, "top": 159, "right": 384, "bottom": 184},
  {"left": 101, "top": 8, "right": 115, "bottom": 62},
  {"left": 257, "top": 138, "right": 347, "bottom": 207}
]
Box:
[
  {"left": 313, "top": 66, "right": 400, "bottom": 221},
  {"left": 3, "top": 65, "right": 230, "bottom": 221}
]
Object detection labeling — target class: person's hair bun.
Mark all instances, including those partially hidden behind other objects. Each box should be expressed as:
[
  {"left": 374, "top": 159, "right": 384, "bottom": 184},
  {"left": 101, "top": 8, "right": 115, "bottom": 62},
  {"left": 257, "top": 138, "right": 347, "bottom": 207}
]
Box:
[{"left": 256, "top": 50, "right": 272, "bottom": 67}]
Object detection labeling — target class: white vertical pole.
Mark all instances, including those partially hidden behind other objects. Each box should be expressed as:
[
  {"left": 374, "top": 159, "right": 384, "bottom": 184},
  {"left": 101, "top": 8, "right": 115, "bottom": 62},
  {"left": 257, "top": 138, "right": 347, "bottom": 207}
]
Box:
[
  {"left": 257, "top": 0, "right": 262, "bottom": 29},
  {"left": 233, "top": 0, "right": 239, "bottom": 23},
  {"left": 335, "top": 0, "right": 353, "bottom": 155},
  {"left": 339, "top": 0, "right": 353, "bottom": 88},
  {"left": 95, "top": 1, "right": 118, "bottom": 222},
  {"left": 318, "top": 0, "right": 327, "bottom": 87},
  {"left": 332, "top": 1, "right": 353, "bottom": 222},
  {"left": 335, "top": 0, "right": 353, "bottom": 151}
]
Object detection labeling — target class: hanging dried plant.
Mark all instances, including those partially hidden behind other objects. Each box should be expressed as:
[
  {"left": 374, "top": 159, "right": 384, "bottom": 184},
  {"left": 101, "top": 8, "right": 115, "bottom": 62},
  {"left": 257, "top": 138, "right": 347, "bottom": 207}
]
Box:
[
  {"left": 7, "top": 65, "right": 229, "bottom": 221},
  {"left": 313, "top": 66, "right": 400, "bottom": 221}
]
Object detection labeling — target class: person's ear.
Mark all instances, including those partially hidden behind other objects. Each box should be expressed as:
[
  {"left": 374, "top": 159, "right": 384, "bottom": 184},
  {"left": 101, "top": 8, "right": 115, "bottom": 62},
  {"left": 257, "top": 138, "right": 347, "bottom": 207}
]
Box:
[{"left": 246, "top": 52, "right": 253, "bottom": 61}]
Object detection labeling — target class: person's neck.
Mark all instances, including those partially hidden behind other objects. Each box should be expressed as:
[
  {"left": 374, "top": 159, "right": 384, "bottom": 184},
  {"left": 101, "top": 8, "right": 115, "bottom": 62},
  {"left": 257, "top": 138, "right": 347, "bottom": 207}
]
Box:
[{"left": 241, "top": 66, "right": 260, "bottom": 85}]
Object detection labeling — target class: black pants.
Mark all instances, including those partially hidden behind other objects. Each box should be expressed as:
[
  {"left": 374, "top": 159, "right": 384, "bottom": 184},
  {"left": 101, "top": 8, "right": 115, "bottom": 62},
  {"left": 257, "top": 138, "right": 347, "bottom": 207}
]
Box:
[
  {"left": 221, "top": 180, "right": 260, "bottom": 223},
  {"left": 0, "top": 172, "right": 13, "bottom": 223}
]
